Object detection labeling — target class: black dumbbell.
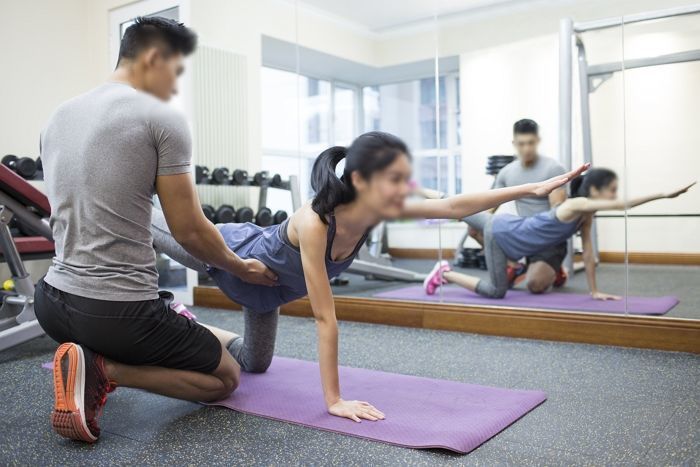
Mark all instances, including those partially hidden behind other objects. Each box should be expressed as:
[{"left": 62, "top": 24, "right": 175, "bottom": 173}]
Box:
[
  {"left": 35, "top": 157, "right": 43, "bottom": 172},
  {"left": 273, "top": 210, "right": 288, "bottom": 224},
  {"left": 255, "top": 207, "right": 273, "bottom": 226},
  {"left": 270, "top": 173, "right": 283, "bottom": 187},
  {"left": 211, "top": 167, "right": 230, "bottom": 184},
  {"left": 252, "top": 171, "right": 268, "bottom": 186},
  {"left": 201, "top": 204, "right": 216, "bottom": 222},
  {"left": 231, "top": 169, "right": 248, "bottom": 185},
  {"left": 2, "top": 155, "right": 37, "bottom": 179},
  {"left": 215, "top": 205, "right": 236, "bottom": 224},
  {"left": 235, "top": 206, "right": 254, "bottom": 223},
  {"left": 195, "top": 165, "right": 210, "bottom": 184}
]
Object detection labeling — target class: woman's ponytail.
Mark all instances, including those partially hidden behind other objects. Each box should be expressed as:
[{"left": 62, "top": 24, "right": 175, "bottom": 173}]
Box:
[
  {"left": 570, "top": 174, "right": 585, "bottom": 197},
  {"left": 310, "top": 146, "right": 355, "bottom": 223}
]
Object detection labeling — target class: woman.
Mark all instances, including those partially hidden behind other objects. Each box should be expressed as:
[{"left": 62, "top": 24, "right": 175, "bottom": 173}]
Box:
[
  {"left": 423, "top": 168, "right": 694, "bottom": 300},
  {"left": 153, "top": 131, "right": 588, "bottom": 422}
]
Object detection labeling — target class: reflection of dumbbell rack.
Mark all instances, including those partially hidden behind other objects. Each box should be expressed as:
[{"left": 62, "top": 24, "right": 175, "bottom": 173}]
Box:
[
  {"left": 196, "top": 166, "right": 301, "bottom": 225},
  {"left": 454, "top": 155, "right": 516, "bottom": 269}
]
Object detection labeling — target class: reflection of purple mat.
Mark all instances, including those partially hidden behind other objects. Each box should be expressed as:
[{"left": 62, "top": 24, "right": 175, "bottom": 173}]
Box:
[
  {"left": 209, "top": 357, "right": 546, "bottom": 453},
  {"left": 374, "top": 285, "right": 678, "bottom": 315}
]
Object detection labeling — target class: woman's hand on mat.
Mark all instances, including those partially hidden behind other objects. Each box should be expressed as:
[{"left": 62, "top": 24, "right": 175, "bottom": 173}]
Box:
[
  {"left": 237, "top": 259, "right": 278, "bottom": 286},
  {"left": 665, "top": 181, "right": 696, "bottom": 199},
  {"left": 531, "top": 163, "right": 590, "bottom": 197},
  {"left": 328, "top": 399, "right": 385, "bottom": 423},
  {"left": 591, "top": 291, "right": 621, "bottom": 301}
]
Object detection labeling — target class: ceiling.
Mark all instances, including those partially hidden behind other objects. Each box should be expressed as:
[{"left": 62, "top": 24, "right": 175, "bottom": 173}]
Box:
[{"left": 296, "top": 0, "right": 535, "bottom": 32}]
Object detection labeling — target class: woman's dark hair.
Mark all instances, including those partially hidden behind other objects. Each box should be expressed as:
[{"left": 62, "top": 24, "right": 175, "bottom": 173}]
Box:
[
  {"left": 310, "top": 131, "right": 410, "bottom": 223},
  {"left": 570, "top": 168, "right": 617, "bottom": 197}
]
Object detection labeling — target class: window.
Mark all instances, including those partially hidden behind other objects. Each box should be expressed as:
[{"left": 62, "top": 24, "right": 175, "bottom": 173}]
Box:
[
  {"left": 362, "top": 74, "right": 461, "bottom": 194},
  {"left": 261, "top": 67, "right": 357, "bottom": 202},
  {"left": 261, "top": 67, "right": 460, "bottom": 203}
]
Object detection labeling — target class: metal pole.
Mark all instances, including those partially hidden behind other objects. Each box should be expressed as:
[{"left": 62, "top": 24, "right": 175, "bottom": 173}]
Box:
[
  {"left": 559, "top": 18, "right": 574, "bottom": 172},
  {"left": 574, "top": 4, "right": 700, "bottom": 32},
  {"left": 559, "top": 18, "right": 575, "bottom": 275}
]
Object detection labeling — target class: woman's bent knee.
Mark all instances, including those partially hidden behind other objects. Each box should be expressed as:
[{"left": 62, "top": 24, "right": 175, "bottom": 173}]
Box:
[{"left": 244, "top": 355, "right": 272, "bottom": 374}]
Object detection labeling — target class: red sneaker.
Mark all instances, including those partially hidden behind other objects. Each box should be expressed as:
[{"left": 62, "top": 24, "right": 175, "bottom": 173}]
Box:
[
  {"left": 553, "top": 267, "right": 568, "bottom": 288},
  {"left": 51, "top": 343, "right": 114, "bottom": 443},
  {"left": 506, "top": 263, "right": 528, "bottom": 288}
]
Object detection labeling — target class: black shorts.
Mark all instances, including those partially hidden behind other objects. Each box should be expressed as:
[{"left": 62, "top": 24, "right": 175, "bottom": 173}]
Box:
[
  {"left": 527, "top": 242, "right": 567, "bottom": 272},
  {"left": 34, "top": 279, "right": 221, "bottom": 373}
]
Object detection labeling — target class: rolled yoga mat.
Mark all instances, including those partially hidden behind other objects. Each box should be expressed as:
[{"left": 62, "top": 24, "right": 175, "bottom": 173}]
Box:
[
  {"left": 208, "top": 357, "right": 547, "bottom": 453},
  {"left": 374, "top": 285, "right": 678, "bottom": 315}
]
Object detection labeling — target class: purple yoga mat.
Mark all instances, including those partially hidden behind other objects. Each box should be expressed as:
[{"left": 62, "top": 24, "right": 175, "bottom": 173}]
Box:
[
  {"left": 374, "top": 285, "right": 678, "bottom": 315},
  {"left": 209, "top": 357, "right": 546, "bottom": 453}
]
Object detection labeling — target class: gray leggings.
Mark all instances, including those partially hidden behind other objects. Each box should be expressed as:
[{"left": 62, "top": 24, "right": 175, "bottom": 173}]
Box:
[
  {"left": 151, "top": 208, "right": 278, "bottom": 373},
  {"left": 462, "top": 212, "right": 509, "bottom": 299}
]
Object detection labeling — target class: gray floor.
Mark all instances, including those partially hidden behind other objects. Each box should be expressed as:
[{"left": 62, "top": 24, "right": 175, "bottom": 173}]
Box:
[
  {"left": 1, "top": 307, "right": 698, "bottom": 466},
  {"left": 328, "top": 259, "right": 700, "bottom": 319}
]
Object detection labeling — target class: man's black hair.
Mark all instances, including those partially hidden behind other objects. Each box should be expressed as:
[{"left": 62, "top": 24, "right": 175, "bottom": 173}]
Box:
[
  {"left": 117, "top": 16, "right": 197, "bottom": 65},
  {"left": 513, "top": 118, "right": 539, "bottom": 136}
]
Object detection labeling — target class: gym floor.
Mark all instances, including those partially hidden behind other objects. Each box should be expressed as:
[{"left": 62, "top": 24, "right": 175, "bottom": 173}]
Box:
[
  {"left": 328, "top": 259, "right": 700, "bottom": 319},
  {"left": 1, "top": 307, "right": 698, "bottom": 466}
]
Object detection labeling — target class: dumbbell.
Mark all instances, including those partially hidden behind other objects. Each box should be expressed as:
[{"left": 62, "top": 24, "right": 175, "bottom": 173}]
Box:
[
  {"left": 2, "top": 155, "right": 37, "bottom": 179},
  {"left": 195, "top": 165, "right": 210, "bottom": 184},
  {"left": 231, "top": 169, "right": 248, "bottom": 185},
  {"left": 35, "top": 157, "right": 43, "bottom": 172},
  {"left": 201, "top": 204, "right": 216, "bottom": 222},
  {"left": 273, "top": 210, "right": 288, "bottom": 224},
  {"left": 255, "top": 207, "right": 273, "bottom": 227},
  {"left": 270, "top": 173, "right": 283, "bottom": 188},
  {"left": 215, "top": 205, "right": 236, "bottom": 224},
  {"left": 211, "top": 167, "right": 230, "bottom": 184},
  {"left": 252, "top": 171, "right": 268, "bottom": 186},
  {"left": 235, "top": 206, "right": 254, "bottom": 223}
]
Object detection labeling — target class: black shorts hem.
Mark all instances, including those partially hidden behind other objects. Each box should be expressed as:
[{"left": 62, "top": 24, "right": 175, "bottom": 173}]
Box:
[{"left": 34, "top": 278, "right": 222, "bottom": 374}]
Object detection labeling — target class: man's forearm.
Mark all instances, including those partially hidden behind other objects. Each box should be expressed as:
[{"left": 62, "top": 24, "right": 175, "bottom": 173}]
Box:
[{"left": 177, "top": 221, "right": 244, "bottom": 275}]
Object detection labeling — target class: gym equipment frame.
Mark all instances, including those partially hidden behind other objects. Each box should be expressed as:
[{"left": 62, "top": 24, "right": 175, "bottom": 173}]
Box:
[
  {"left": 558, "top": 3, "right": 700, "bottom": 272},
  {"left": 0, "top": 168, "right": 54, "bottom": 351}
]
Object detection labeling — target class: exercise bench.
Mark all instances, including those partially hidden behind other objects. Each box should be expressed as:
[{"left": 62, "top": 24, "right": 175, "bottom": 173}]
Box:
[{"left": 0, "top": 164, "right": 53, "bottom": 351}]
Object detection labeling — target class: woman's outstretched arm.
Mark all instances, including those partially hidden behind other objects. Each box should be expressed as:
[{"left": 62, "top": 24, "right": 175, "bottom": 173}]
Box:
[
  {"left": 297, "top": 211, "right": 385, "bottom": 423},
  {"left": 565, "top": 182, "right": 695, "bottom": 214},
  {"left": 401, "top": 163, "right": 589, "bottom": 219}
]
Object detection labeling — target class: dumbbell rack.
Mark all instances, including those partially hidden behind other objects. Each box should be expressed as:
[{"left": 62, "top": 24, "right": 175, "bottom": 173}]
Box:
[{"left": 197, "top": 170, "right": 302, "bottom": 215}]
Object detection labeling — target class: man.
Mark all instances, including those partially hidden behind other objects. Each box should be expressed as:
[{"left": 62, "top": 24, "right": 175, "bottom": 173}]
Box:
[
  {"left": 35, "top": 17, "right": 276, "bottom": 443},
  {"left": 467, "top": 119, "right": 568, "bottom": 293}
]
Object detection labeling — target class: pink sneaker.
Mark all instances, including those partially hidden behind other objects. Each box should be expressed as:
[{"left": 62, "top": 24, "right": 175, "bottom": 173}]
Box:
[
  {"left": 423, "top": 260, "right": 451, "bottom": 295},
  {"left": 170, "top": 302, "right": 197, "bottom": 321}
]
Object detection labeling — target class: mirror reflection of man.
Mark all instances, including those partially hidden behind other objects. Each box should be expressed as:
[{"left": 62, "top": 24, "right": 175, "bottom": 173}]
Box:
[{"left": 468, "top": 119, "right": 568, "bottom": 292}]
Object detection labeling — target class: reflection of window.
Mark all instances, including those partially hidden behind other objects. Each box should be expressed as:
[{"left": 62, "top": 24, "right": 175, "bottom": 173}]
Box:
[
  {"left": 363, "top": 74, "right": 461, "bottom": 194},
  {"left": 261, "top": 67, "right": 357, "bottom": 201},
  {"left": 261, "top": 67, "right": 461, "bottom": 200}
]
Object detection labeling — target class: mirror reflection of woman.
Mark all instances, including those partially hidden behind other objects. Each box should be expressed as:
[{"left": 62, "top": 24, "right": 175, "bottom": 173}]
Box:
[
  {"left": 423, "top": 169, "right": 695, "bottom": 301},
  {"left": 153, "top": 131, "right": 588, "bottom": 423}
]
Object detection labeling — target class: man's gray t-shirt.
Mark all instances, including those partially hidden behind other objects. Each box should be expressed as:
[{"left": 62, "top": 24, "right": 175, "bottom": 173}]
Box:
[
  {"left": 41, "top": 82, "right": 191, "bottom": 301},
  {"left": 493, "top": 156, "right": 565, "bottom": 217}
]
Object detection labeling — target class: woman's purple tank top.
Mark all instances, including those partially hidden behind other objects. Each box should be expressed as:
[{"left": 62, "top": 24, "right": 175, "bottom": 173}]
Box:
[
  {"left": 491, "top": 208, "right": 581, "bottom": 260},
  {"left": 208, "top": 213, "right": 369, "bottom": 311}
]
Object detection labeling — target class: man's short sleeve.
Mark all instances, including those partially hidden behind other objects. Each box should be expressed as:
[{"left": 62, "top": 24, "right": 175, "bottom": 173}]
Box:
[
  {"left": 549, "top": 159, "right": 566, "bottom": 178},
  {"left": 150, "top": 108, "right": 192, "bottom": 176},
  {"left": 493, "top": 165, "right": 508, "bottom": 188}
]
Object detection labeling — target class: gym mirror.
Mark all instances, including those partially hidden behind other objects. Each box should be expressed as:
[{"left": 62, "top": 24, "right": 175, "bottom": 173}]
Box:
[
  {"left": 622, "top": 12, "right": 700, "bottom": 321},
  {"left": 274, "top": 1, "right": 446, "bottom": 303}
]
